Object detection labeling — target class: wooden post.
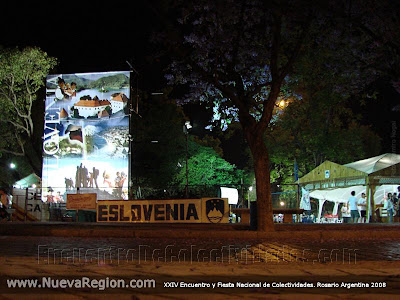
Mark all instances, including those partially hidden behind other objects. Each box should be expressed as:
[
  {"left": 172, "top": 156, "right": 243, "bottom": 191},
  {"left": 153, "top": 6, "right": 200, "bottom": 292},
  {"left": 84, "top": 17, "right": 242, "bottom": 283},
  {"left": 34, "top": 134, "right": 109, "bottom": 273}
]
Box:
[
  {"left": 241, "top": 177, "right": 244, "bottom": 208},
  {"left": 365, "top": 177, "right": 370, "bottom": 223},
  {"left": 24, "top": 188, "right": 28, "bottom": 222},
  {"left": 370, "top": 184, "right": 377, "bottom": 223}
]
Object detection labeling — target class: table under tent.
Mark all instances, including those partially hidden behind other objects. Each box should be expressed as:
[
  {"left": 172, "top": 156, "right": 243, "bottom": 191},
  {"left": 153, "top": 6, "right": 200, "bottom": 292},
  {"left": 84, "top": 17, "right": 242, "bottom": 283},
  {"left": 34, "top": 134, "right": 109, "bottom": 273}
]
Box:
[{"left": 297, "top": 153, "right": 400, "bottom": 223}]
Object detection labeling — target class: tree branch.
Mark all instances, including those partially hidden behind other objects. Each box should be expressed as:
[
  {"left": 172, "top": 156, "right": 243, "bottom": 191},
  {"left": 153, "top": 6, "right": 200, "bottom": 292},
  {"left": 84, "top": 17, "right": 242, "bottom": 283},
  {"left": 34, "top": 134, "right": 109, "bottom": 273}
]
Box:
[
  {"left": 247, "top": 82, "right": 271, "bottom": 99},
  {"left": 8, "top": 74, "right": 29, "bottom": 119},
  {"left": 270, "top": 13, "right": 282, "bottom": 81},
  {"left": 278, "top": 18, "right": 312, "bottom": 83},
  {"left": 0, "top": 118, "right": 30, "bottom": 135},
  {"left": 230, "top": 0, "right": 246, "bottom": 68},
  {"left": 0, "top": 133, "right": 25, "bottom": 156}
]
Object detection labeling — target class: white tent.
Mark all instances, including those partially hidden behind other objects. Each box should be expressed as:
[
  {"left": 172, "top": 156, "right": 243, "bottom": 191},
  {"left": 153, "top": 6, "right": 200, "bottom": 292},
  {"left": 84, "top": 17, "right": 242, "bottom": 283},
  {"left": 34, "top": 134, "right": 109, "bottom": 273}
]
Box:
[
  {"left": 298, "top": 153, "right": 400, "bottom": 222},
  {"left": 13, "top": 173, "right": 41, "bottom": 189},
  {"left": 310, "top": 184, "right": 398, "bottom": 218},
  {"left": 344, "top": 153, "right": 400, "bottom": 174}
]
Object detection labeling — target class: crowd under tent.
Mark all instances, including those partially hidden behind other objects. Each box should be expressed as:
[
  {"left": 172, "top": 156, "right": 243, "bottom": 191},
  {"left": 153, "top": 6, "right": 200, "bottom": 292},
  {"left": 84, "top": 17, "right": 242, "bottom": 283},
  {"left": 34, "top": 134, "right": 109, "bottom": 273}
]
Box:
[{"left": 298, "top": 153, "right": 400, "bottom": 222}]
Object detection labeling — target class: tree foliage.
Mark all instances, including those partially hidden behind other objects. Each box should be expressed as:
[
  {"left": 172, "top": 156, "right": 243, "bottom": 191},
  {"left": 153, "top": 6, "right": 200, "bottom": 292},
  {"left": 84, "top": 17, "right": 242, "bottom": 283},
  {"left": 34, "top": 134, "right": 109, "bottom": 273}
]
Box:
[
  {"left": 133, "top": 90, "right": 243, "bottom": 191},
  {"left": 0, "top": 47, "right": 56, "bottom": 174},
  {"left": 267, "top": 96, "right": 381, "bottom": 186},
  {"left": 173, "top": 140, "right": 243, "bottom": 186},
  {"left": 153, "top": 0, "right": 397, "bottom": 230},
  {"left": 157, "top": 0, "right": 317, "bottom": 231}
]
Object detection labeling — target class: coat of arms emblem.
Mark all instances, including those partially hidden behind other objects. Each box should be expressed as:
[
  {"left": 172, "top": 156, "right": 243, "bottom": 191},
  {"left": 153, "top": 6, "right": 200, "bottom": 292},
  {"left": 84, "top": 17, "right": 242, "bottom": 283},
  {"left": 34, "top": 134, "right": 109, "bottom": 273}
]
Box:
[{"left": 205, "top": 198, "right": 225, "bottom": 223}]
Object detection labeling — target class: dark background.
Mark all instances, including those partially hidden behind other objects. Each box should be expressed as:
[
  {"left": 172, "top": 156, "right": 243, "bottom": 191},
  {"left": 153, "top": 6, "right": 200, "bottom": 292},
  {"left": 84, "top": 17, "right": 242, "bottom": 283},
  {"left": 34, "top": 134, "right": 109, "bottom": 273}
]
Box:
[{"left": 1, "top": 1, "right": 399, "bottom": 154}]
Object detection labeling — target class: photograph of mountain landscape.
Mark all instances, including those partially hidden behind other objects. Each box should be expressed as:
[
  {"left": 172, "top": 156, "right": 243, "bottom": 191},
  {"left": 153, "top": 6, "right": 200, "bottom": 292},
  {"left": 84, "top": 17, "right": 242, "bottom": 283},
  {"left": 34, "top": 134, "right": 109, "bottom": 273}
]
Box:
[{"left": 42, "top": 71, "right": 130, "bottom": 201}]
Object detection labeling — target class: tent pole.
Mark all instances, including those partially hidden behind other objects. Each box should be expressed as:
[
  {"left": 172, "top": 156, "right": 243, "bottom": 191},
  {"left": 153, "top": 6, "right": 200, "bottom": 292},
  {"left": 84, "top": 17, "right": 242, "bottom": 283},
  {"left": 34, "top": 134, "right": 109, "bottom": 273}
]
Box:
[
  {"left": 366, "top": 177, "right": 370, "bottom": 223},
  {"left": 370, "top": 181, "right": 377, "bottom": 223},
  {"left": 318, "top": 199, "right": 325, "bottom": 221}
]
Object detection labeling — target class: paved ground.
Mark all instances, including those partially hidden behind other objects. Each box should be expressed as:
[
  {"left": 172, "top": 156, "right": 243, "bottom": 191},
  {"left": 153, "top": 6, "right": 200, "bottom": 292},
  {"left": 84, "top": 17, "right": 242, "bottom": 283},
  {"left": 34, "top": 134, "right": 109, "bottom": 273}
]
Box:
[
  {"left": 2, "top": 222, "right": 400, "bottom": 239},
  {"left": 1, "top": 235, "right": 400, "bottom": 299}
]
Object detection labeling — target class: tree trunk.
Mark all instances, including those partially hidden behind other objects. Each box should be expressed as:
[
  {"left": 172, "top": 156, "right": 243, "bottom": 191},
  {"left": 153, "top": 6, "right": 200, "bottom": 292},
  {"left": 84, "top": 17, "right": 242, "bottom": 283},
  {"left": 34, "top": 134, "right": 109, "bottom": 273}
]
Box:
[
  {"left": 245, "top": 126, "right": 274, "bottom": 232},
  {"left": 24, "top": 138, "right": 42, "bottom": 176}
]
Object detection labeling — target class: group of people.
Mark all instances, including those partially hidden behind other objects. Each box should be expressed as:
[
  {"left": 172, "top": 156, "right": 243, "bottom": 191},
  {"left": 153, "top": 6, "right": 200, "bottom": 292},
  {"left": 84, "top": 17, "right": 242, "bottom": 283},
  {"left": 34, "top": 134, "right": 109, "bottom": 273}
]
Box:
[
  {"left": 341, "top": 191, "right": 367, "bottom": 223},
  {"left": 341, "top": 187, "right": 400, "bottom": 223},
  {"left": 103, "top": 171, "right": 127, "bottom": 198},
  {"left": 55, "top": 77, "right": 77, "bottom": 101},
  {"left": 382, "top": 192, "right": 399, "bottom": 223},
  {"left": 61, "top": 165, "right": 127, "bottom": 199},
  {"left": 73, "top": 164, "right": 100, "bottom": 189},
  {"left": 46, "top": 190, "right": 64, "bottom": 203}
]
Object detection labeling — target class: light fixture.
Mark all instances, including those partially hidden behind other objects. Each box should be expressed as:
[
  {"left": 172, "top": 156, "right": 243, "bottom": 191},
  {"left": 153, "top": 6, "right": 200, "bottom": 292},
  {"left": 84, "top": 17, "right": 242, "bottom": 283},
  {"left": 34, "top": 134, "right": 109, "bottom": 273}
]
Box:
[
  {"left": 280, "top": 201, "right": 285, "bottom": 206},
  {"left": 9, "top": 163, "right": 16, "bottom": 169},
  {"left": 185, "top": 121, "right": 192, "bottom": 130}
]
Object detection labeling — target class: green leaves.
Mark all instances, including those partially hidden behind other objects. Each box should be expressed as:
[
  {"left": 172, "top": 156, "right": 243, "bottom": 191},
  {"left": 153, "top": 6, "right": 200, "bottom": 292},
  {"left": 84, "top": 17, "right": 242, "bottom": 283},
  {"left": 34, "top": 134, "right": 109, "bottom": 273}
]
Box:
[
  {"left": 0, "top": 47, "right": 56, "bottom": 117},
  {"left": 172, "top": 141, "right": 242, "bottom": 186},
  {"left": 0, "top": 47, "right": 57, "bottom": 174}
]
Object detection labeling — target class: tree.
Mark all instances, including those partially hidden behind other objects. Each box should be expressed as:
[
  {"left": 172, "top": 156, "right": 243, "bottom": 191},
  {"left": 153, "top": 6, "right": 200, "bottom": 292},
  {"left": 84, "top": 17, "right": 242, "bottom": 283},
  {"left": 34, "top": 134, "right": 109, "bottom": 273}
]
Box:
[
  {"left": 133, "top": 90, "right": 244, "bottom": 192},
  {"left": 0, "top": 47, "right": 57, "bottom": 175},
  {"left": 267, "top": 96, "right": 382, "bottom": 187},
  {"left": 266, "top": 24, "right": 383, "bottom": 187},
  {"left": 173, "top": 140, "right": 243, "bottom": 186},
  {"left": 154, "top": 0, "right": 398, "bottom": 230},
  {"left": 132, "top": 90, "right": 187, "bottom": 188},
  {"left": 158, "top": 0, "right": 315, "bottom": 231}
]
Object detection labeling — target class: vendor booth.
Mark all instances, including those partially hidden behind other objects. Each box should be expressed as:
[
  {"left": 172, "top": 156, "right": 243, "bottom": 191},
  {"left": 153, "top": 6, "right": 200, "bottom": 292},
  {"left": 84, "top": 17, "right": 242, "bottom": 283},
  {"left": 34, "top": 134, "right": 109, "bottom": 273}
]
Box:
[{"left": 298, "top": 153, "right": 400, "bottom": 223}]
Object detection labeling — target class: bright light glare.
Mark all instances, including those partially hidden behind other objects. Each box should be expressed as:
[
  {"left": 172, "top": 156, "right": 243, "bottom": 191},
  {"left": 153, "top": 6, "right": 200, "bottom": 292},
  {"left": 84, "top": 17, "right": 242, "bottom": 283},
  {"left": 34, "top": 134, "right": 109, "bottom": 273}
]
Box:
[
  {"left": 9, "top": 163, "right": 16, "bottom": 169},
  {"left": 280, "top": 201, "right": 285, "bottom": 206},
  {"left": 249, "top": 186, "right": 253, "bottom": 191},
  {"left": 221, "top": 187, "right": 239, "bottom": 205},
  {"left": 278, "top": 100, "right": 286, "bottom": 108},
  {"left": 185, "top": 121, "right": 192, "bottom": 129}
]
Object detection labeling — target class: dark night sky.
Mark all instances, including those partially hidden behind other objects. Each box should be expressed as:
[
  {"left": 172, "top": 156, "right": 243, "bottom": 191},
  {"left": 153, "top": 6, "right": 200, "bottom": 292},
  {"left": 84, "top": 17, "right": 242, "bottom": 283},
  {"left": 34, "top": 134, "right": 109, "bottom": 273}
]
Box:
[
  {"left": 1, "top": 2, "right": 163, "bottom": 89},
  {"left": 1, "top": 2, "right": 399, "bottom": 154}
]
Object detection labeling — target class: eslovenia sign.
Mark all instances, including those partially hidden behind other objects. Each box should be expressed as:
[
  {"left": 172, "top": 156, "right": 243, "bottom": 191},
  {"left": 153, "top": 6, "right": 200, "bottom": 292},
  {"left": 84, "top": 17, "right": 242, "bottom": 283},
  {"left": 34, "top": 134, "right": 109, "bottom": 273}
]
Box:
[{"left": 97, "top": 198, "right": 229, "bottom": 223}]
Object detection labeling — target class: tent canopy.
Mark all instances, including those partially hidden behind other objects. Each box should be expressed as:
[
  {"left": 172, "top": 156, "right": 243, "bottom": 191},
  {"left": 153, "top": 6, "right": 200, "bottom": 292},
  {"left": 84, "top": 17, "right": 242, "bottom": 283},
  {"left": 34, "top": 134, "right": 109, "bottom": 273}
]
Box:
[
  {"left": 297, "top": 154, "right": 400, "bottom": 220},
  {"left": 309, "top": 184, "right": 397, "bottom": 205},
  {"left": 13, "top": 173, "right": 41, "bottom": 189},
  {"left": 344, "top": 153, "right": 400, "bottom": 174},
  {"left": 298, "top": 153, "right": 400, "bottom": 191}
]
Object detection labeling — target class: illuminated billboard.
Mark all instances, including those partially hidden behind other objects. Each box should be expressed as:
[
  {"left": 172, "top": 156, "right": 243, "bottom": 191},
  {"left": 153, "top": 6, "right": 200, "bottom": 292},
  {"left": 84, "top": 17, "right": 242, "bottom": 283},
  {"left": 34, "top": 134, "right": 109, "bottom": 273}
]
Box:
[{"left": 42, "top": 71, "right": 130, "bottom": 201}]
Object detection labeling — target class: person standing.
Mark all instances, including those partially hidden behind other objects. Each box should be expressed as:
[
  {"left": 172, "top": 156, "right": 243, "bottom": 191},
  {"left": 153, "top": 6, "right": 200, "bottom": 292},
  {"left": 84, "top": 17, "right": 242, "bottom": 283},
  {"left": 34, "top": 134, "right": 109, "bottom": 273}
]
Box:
[
  {"left": 75, "top": 166, "right": 81, "bottom": 188},
  {"left": 55, "top": 78, "right": 66, "bottom": 101},
  {"left": 114, "top": 172, "right": 122, "bottom": 198},
  {"left": 348, "top": 191, "right": 359, "bottom": 223},
  {"left": 341, "top": 203, "right": 351, "bottom": 223},
  {"left": 357, "top": 193, "right": 367, "bottom": 223},
  {"left": 82, "top": 166, "right": 88, "bottom": 188},
  {"left": 393, "top": 193, "right": 399, "bottom": 222},
  {"left": 385, "top": 193, "right": 394, "bottom": 223},
  {"left": 93, "top": 167, "right": 99, "bottom": 189},
  {"left": 300, "top": 187, "right": 312, "bottom": 218}
]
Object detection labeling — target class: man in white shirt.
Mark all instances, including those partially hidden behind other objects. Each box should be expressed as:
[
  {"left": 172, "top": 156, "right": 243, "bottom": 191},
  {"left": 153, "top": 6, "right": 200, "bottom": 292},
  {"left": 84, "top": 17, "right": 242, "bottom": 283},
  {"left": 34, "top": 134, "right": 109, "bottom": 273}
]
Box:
[
  {"left": 357, "top": 193, "right": 367, "bottom": 223},
  {"left": 347, "top": 191, "right": 359, "bottom": 223}
]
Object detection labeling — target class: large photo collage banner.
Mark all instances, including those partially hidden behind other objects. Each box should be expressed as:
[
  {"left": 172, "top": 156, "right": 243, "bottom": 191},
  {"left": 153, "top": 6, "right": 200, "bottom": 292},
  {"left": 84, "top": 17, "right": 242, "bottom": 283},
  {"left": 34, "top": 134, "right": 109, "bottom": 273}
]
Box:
[{"left": 42, "top": 71, "right": 130, "bottom": 203}]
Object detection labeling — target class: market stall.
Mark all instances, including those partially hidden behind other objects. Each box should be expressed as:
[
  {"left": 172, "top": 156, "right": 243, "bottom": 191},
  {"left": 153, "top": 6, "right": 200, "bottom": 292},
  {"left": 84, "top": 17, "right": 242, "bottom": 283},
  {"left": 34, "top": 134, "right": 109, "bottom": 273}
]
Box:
[{"left": 298, "top": 153, "right": 400, "bottom": 222}]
